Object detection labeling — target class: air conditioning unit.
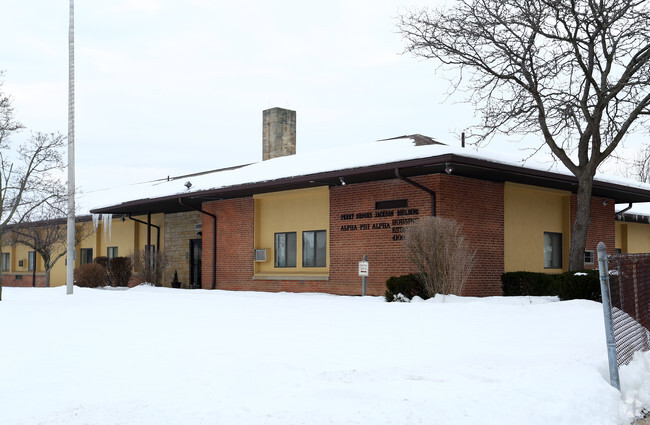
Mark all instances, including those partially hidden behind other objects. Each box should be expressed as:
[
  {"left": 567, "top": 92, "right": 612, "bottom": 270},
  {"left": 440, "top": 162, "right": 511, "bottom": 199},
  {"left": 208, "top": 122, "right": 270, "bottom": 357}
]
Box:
[{"left": 254, "top": 249, "right": 268, "bottom": 262}]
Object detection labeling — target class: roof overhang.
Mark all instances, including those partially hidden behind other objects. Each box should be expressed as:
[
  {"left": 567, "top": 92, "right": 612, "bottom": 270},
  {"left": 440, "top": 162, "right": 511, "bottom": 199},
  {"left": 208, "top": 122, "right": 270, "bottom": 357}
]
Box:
[{"left": 90, "top": 154, "right": 650, "bottom": 216}]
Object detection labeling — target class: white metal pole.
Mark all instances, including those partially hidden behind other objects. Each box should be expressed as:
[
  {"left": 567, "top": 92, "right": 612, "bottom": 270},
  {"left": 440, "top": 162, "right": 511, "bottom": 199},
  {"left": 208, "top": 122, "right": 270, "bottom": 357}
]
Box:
[{"left": 66, "top": 0, "right": 76, "bottom": 295}]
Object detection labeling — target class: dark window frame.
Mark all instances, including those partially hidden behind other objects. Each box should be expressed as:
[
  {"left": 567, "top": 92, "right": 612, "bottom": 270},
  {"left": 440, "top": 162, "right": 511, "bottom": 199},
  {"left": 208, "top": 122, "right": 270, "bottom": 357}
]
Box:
[
  {"left": 274, "top": 232, "right": 297, "bottom": 268},
  {"left": 302, "top": 230, "right": 327, "bottom": 267},
  {"left": 28, "top": 251, "right": 36, "bottom": 271},
  {"left": 543, "top": 232, "right": 562, "bottom": 269},
  {"left": 107, "top": 246, "right": 118, "bottom": 259},
  {"left": 80, "top": 248, "right": 93, "bottom": 265},
  {"left": 1, "top": 252, "right": 9, "bottom": 272}
]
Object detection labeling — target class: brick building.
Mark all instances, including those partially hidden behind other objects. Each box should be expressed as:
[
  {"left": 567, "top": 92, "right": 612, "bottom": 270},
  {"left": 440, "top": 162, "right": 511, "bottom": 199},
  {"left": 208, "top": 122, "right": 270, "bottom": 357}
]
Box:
[{"left": 88, "top": 107, "right": 650, "bottom": 296}]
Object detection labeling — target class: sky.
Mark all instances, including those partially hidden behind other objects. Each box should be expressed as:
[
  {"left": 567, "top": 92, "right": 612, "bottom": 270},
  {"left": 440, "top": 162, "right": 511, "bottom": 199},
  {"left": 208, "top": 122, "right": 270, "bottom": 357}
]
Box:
[{"left": 0, "top": 0, "right": 647, "bottom": 213}]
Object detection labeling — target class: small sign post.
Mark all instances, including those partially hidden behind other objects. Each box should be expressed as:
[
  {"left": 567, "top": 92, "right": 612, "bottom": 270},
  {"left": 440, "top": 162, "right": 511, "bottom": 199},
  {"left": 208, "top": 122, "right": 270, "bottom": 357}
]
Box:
[{"left": 358, "top": 255, "right": 369, "bottom": 296}]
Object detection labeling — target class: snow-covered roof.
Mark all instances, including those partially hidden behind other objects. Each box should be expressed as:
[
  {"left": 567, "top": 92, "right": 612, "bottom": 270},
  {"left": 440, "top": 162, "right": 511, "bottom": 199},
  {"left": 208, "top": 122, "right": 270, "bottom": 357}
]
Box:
[{"left": 87, "top": 136, "right": 650, "bottom": 216}]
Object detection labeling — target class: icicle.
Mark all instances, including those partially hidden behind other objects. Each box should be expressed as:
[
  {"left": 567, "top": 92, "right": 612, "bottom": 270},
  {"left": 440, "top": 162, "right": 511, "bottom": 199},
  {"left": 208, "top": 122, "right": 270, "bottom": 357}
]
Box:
[
  {"left": 92, "top": 213, "right": 101, "bottom": 231},
  {"left": 102, "top": 213, "right": 113, "bottom": 242}
]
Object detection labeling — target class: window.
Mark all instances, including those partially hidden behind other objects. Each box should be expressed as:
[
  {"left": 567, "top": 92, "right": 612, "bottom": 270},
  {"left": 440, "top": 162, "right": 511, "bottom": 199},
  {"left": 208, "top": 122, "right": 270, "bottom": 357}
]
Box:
[
  {"left": 107, "top": 246, "right": 118, "bottom": 259},
  {"left": 584, "top": 250, "right": 595, "bottom": 265},
  {"left": 28, "top": 251, "right": 36, "bottom": 271},
  {"left": 303, "top": 230, "right": 326, "bottom": 267},
  {"left": 80, "top": 248, "right": 93, "bottom": 265},
  {"left": 1, "top": 252, "right": 9, "bottom": 272},
  {"left": 543, "top": 232, "right": 562, "bottom": 269},
  {"left": 274, "top": 232, "right": 296, "bottom": 267}
]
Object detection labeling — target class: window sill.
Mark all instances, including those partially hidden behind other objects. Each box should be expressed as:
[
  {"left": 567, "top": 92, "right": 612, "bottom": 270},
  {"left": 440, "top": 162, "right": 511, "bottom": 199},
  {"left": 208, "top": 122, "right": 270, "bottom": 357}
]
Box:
[{"left": 253, "top": 274, "right": 329, "bottom": 281}]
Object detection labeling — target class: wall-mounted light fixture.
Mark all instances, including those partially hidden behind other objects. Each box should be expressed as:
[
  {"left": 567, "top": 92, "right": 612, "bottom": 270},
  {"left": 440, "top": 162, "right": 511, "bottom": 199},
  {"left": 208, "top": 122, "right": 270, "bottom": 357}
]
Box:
[
  {"left": 602, "top": 200, "right": 608, "bottom": 206},
  {"left": 445, "top": 163, "right": 453, "bottom": 174},
  {"left": 339, "top": 177, "right": 346, "bottom": 186}
]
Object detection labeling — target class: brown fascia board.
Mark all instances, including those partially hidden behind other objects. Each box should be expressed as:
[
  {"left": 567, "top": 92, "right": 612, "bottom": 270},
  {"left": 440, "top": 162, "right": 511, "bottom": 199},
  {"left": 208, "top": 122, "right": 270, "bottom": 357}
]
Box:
[
  {"left": 90, "top": 153, "right": 650, "bottom": 215},
  {"left": 4, "top": 214, "right": 93, "bottom": 230}
]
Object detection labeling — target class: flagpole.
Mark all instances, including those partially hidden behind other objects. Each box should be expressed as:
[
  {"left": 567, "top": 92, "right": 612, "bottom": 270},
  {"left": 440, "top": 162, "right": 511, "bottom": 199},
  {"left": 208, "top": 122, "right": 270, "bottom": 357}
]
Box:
[{"left": 66, "top": 0, "right": 76, "bottom": 295}]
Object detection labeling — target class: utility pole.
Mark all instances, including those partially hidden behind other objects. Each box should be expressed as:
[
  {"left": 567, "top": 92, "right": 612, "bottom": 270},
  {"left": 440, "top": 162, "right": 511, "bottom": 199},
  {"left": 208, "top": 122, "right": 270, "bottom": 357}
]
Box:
[{"left": 66, "top": 0, "right": 76, "bottom": 295}]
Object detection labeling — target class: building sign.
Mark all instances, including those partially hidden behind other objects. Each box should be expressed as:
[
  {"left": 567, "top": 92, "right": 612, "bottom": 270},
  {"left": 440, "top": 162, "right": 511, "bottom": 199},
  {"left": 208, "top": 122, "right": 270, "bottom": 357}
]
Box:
[{"left": 338, "top": 207, "right": 420, "bottom": 241}]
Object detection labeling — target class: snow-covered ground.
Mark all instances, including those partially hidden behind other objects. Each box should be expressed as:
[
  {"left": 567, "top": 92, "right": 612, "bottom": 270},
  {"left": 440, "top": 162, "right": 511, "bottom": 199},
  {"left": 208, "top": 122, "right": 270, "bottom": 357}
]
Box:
[{"left": 2, "top": 286, "right": 650, "bottom": 425}]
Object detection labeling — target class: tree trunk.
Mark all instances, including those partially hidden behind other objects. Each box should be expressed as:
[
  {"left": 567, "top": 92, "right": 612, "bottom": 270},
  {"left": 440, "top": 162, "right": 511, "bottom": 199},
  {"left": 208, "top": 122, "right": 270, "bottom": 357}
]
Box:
[{"left": 569, "top": 176, "right": 594, "bottom": 271}]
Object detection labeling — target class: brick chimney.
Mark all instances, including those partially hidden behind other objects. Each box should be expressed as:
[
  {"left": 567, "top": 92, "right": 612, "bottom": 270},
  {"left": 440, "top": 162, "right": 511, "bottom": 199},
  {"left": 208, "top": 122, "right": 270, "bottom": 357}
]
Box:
[{"left": 263, "top": 107, "right": 296, "bottom": 160}]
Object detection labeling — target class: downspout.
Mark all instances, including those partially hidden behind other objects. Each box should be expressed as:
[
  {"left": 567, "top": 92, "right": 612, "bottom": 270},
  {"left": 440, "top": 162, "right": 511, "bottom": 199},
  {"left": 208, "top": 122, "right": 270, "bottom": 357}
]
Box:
[
  {"left": 128, "top": 214, "right": 160, "bottom": 249},
  {"left": 179, "top": 199, "right": 217, "bottom": 290},
  {"left": 395, "top": 168, "right": 436, "bottom": 216},
  {"left": 616, "top": 202, "right": 633, "bottom": 220}
]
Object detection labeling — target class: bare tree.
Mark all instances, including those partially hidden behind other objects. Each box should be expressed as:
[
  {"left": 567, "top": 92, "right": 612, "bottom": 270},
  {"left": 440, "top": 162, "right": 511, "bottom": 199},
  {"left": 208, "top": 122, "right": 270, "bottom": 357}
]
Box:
[
  {"left": 632, "top": 143, "right": 650, "bottom": 183},
  {"left": 130, "top": 248, "right": 169, "bottom": 286},
  {"left": 404, "top": 217, "right": 475, "bottom": 296},
  {"left": 0, "top": 73, "right": 66, "bottom": 300},
  {"left": 399, "top": 0, "right": 650, "bottom": 270},
  {"left": 8, "top": 203, "right": 92, "bottom": 287}
]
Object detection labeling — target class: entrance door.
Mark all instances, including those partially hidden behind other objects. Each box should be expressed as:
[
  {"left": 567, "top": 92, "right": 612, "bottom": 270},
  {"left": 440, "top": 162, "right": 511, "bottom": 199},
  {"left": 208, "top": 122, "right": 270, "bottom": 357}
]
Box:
[{"left": 189, "top": 239, "right": 202, "bottom": 289}]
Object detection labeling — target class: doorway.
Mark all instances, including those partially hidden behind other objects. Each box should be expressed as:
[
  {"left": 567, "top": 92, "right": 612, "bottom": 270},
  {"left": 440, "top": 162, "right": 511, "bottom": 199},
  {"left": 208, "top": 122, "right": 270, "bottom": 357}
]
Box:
[{"left": 189, "top": 239, "right": 202, "bottom": 289}]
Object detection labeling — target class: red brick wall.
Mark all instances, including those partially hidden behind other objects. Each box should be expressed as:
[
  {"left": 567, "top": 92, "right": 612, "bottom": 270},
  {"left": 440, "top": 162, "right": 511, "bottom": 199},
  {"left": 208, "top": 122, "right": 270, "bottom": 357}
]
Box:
[
  {"left": 435, "top": 174, "right": 504, "bottom": 296},
  {"left": 2, "top": 274, "right": 47, "bottom": 287},
  {"left": 329, "top": 175, "right": 505, "bottom": 296},
  {"left": 201, "top": 197, "right": 255, "bottom": 290},
  {"left": 570, "top": 195, "right": 615, "bottom": 268},
  {"left": 329, "top": 177, "right": 433, "bottom": 295}
]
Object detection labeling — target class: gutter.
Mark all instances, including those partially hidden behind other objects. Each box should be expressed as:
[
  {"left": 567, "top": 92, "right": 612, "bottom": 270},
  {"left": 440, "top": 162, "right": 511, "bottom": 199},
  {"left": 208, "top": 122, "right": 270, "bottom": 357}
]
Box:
[
  {"left": 395, "top": 168, "right": 436, "bottom": 216},
  {"left": 128, "top": 214, "right": 160, "bottom": 249},
  {"left": 179, "top": 198, "right": 217, "bottom": 290},
  {"left": 615, "top": 202, "right": 633, "bottom": 221}
]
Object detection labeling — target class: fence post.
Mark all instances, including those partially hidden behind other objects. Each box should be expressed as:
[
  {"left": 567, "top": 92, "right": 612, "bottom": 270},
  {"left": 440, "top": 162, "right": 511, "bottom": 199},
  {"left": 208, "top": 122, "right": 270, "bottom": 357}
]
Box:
[{"left": 597, "top": 242, "right": 621, "bottom": 391}]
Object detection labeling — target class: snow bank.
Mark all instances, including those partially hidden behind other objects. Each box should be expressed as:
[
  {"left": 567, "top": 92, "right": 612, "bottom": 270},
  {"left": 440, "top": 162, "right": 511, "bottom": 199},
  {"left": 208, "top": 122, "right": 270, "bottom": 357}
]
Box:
[{"left": 1, "top": 286, "right": 648, "bottom": 425}]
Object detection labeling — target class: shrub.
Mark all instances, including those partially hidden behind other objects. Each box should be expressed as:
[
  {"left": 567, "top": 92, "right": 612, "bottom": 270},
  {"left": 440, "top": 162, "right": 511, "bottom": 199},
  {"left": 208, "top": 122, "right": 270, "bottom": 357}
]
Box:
[
  {"left": 501, "top": 272, "right": 556, "bottom": 296},
  {"left": 551, "top": 270, "right": 601, "bottom": 302},
  {"left": 385, "top": 273, "right": 427, "bottom": 302},
  {"left": 130, "top": 248, "right": 168, "bottom": 286},
  {"left": 94, "top": 256, "right": 109, "bottom": 268},
  {"left": 74, "top": 263, "right": 107, "bottom": 288},
  {"left": 109, "top": 257, "right": 132, "bottom": 287},
  {"left": 403, "top": 216, "right": 475, "bottom": 297},
  {"left": 501, "top": 270, "right": 601, "bottom": 301}
]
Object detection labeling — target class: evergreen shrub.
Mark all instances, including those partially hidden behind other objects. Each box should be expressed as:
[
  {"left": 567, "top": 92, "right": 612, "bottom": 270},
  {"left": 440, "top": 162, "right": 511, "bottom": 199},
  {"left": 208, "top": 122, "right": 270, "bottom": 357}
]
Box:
[
  {"left": 501, "top": 271, "right": 556, "bottom": 296},
  {"left": 501, "top": 270, "right": 601, "bottom": 301},
  {"left": 385, "top": 273, "right": 428, "bottom": 302},
  {"left": 551, "top": 270, "right": 601, "bottom": 302}
]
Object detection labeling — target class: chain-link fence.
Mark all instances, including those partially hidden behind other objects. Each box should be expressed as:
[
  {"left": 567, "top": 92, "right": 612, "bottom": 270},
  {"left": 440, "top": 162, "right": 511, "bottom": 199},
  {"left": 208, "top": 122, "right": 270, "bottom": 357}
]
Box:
[{"left": 607, "top": 253, "right": 650, "bottom": 366}]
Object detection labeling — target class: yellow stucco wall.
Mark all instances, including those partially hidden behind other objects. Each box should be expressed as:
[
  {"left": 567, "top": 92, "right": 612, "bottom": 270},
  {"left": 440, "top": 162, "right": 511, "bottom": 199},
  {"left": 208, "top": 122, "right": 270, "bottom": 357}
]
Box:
[
  {"left": 504, "top": 183, "right": 571, "bottom": 273},
  {"left": 615, "top": 221, "right": 650, "bottom": 254},
  {"left": 23, "top": 213, "right": 166, "bottom": 287},
  {"left": 254, "top": 186, "right": 329, "bottom": 277}
]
